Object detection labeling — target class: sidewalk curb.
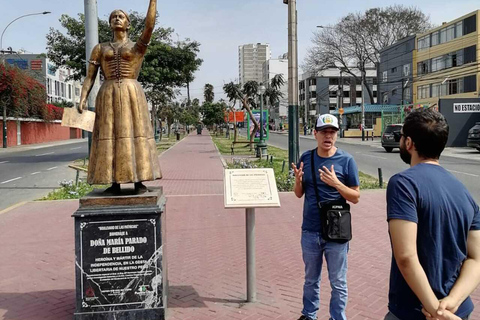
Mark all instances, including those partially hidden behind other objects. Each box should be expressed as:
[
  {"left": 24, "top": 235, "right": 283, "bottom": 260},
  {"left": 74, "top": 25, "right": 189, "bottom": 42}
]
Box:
[
  {"left": 158, "top": 135, "right": 186, "bottom": 158},
  {"left": 212, "top": 136, "right": 227, "bottom": 168},
  {"left": 0, "top": 201, "right": 27, "bottom": 216}
]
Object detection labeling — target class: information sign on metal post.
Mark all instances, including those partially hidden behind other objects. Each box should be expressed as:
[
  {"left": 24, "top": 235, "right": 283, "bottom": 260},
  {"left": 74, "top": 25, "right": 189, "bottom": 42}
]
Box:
[{"left": 224, "top": 168, "right": 280, "bottom": 302}]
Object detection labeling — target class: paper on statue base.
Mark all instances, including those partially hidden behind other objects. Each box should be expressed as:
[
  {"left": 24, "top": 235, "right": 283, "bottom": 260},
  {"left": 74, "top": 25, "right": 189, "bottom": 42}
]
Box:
[
  {"left": 61, "top": 107, "right": 95, "bottom": 132},
  {"left": 224, "top": 168, "right": 281, "bottom": 208}
]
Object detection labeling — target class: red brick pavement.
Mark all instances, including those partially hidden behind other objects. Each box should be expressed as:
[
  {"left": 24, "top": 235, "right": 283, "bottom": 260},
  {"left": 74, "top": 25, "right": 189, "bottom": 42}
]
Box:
[{"left": 0, "top": 131, "right": 478, "bottom": 320}]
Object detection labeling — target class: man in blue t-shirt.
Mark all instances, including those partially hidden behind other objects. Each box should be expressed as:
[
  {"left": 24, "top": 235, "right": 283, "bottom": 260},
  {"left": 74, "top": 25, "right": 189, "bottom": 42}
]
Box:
[
  {"left": 291, "top": 114, "right": 360, "bottom": 320},
  {"left": 385, "top": 109, "right": 480, "bottom": 320}
]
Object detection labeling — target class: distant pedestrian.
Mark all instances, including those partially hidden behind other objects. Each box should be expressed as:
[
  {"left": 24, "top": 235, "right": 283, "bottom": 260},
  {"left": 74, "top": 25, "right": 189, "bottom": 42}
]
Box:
[
  {"left": 385, "top": 108, "right": 480, "bottom": 320},
  {"left": 291, "top": 114, "right": 360, "bottom": 320}
]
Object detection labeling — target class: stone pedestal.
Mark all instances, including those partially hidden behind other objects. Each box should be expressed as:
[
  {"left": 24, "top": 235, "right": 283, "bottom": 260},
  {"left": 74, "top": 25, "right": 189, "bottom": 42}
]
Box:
[{"left": 72, "top": 187, "right": 167, "bottom": 320}]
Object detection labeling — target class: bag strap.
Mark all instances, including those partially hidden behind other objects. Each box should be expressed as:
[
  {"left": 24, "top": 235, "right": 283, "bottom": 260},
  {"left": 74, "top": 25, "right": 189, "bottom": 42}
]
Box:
[{"left": 310, "top": 148, "right": 322, "bottom": 212}]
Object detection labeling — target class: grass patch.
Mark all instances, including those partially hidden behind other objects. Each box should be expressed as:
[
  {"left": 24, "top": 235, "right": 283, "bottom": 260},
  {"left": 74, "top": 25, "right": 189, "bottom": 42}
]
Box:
[
  {"left": 211, "top": 134, "right": 254, "bottom": 155},
  {"left": 157, "top": 133, "right": 185, "bottom": 154},
  {"left": 359, "top": 171, "right": 384, "bottom": 189},
  {"left": 213, "top": 135, "right": 383, "bottom": 191},
  {"left": 40, "top": 180, "right": 107, "bottom": 200}
]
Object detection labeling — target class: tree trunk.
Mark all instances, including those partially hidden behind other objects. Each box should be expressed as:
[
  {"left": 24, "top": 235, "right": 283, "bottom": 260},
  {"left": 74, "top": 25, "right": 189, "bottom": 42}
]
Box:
[
  {"left": 187, "top": 82, "right": 191, "bottom": 106},
  {"left": 159, "top": 120, "right": 163, "bottom": 141},
  {"left": 243, "top": 100, "right": 259, "bottom": 151},
  {"left": 365, "top": 80, "right": 375, "bottom": 104},
  {"left": 232, "top": 108, "right": 238, "bottom": 143}
]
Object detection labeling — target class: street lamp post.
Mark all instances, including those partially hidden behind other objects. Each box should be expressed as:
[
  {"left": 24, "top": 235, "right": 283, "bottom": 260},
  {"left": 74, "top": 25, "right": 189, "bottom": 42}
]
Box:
[
  {"left": 256, "top": 84, "right": 267, "bottom": 158},
  {"left": 1, "top": 11, "right": 51, "bottom": 148}
]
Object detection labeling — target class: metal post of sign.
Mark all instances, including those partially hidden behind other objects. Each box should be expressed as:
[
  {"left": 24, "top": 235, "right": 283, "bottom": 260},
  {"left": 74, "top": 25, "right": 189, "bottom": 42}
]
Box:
[{"left": 246, "top": 207, "right": 256, "bottom": 302}]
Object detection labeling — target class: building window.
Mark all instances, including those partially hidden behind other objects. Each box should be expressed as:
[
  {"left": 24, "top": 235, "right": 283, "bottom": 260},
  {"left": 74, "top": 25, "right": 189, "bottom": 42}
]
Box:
[
  {"left": 431, "top": 83, "right": 440, "bottom": 97},
  {"left": 418, "top": 61, "right": 430, "bottom": 75},
  {"left": 417, "top": 35, "right": 430, "bottom": 50},
  {"left": 382, "top": 71, "right": 387, "bottom": 82},
  {"left": 431, "top": 56, "right": 445, "bottom": 72},
  {"left": 404, "top": 87, "right": 411, "bottom": 102},
  {"left": 464, "top": 75, "right": 476, "bottom": 92},
  {"left": 417, "top": 85, "right": 430, "bottom": 99},
  {"left": 456, "top": 21, "right": 463, "bottom": 37},
  {"left": 329, "top": 90, "right": 337, "bottom": 98},
  {"left": 391, "top": 67, "right": 397, "bottom": 73},
  {"left": 47, "top": 78, "right": 52, "bottom": 95},
  {"left": 464, "top": 15, "right": 477, "bottom": 35},
  {"left": 403, "top": 64, "right": 411, "bottom": 77},
  {"left": 439, "top": 28, "right": 446, "bottom": 43},
  {"left": 431, "top": 31, "right": 439, "bottom": 46},
  {"left": 464, "top": 45, "right": 476, "bottom": 64},
  {"left": 68, "top": 84, "right": 72, "bottom": 99},
  {"left": 446, "top": 25, "right": 455, "bottom": 42},
  {"left": 329, "top": 78, "right": 339, "bottom": 85}
]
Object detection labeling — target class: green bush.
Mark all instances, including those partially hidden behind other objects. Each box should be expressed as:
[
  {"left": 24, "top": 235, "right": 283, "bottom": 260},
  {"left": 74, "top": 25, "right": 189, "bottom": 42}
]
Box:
[{"left": 40, "top": 180, "right": 105, "bottom": 200}]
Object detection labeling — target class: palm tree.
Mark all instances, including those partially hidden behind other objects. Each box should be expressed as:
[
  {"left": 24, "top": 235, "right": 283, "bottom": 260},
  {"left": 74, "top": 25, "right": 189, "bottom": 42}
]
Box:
[
  {"left": 204, "top": 83, "right": 215, "bottom": 103},
  {"left": 223, "top": 81, "right": 260, "bottom": 149},
  {"left": 264, "top": 74, "right": 286, "bottom": 131}
]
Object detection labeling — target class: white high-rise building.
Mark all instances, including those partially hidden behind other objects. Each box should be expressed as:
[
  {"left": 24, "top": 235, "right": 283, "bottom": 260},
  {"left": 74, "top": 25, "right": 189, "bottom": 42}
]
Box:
[
  {"left": 238, "top": 43, "right": 270, "bottom": 86},
  {"left": 262, "top": 56, "right": 288, "bottom": 128}
]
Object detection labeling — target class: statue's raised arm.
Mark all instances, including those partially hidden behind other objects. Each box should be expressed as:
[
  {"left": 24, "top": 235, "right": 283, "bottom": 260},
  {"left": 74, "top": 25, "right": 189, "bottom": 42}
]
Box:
[{"left": 138, "top": 0, "right": 157, "bottom": 50}]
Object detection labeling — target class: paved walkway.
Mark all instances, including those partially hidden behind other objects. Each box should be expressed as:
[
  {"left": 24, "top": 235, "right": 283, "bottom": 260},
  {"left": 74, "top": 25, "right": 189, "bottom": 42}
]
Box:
[{"left": 0, "top": 130, "right": 478, "bottom": 319}]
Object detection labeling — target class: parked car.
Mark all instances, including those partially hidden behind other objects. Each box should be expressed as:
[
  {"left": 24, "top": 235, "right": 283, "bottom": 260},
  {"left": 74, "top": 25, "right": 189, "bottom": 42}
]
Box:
[
  {"left": 381, "top": 124, "right": 403, "bottom": 152},
  {"left": 467, "top": 122, "right": 480, "bottom": 152}
]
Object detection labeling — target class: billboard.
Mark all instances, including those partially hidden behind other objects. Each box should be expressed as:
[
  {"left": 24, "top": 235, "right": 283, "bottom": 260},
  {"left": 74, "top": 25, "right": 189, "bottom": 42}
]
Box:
[
  {"left": 224, "top": 111, "right": 245, "bottom": 123},
  {"left": 247, "top": 110, "right": 269, "bottom": 141}
]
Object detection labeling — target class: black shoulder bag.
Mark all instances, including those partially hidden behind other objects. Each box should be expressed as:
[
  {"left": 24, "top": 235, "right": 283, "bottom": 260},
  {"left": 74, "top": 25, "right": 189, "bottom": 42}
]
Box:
[{"left": 310, "top": 149, "right": 352, "bottom": 243}]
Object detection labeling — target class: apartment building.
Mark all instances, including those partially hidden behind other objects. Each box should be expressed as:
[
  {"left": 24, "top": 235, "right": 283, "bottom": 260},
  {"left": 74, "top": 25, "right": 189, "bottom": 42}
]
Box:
[
  {"left": 299, "top": 66, "right": 377, "bottom": 127},
  {"left": 413, "top": 11, "right": 479, "bottom": 105},
  {"left": 262, "top": 56, "right": 288, "bottom": 127},
  {"left": 238, "top": 43, "right": 271, "bottom": 86},
  {"left": 378, "top": 35, "right": 415, "bottom": 105},
  {"left": 3, "top": 53, "right": 81, "bottom": 106}
]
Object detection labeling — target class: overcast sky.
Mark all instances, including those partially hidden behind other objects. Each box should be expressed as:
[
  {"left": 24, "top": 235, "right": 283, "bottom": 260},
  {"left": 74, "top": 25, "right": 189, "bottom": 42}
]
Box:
[{"left": 1, "top": 0, "right": 479, "bottom": 102}]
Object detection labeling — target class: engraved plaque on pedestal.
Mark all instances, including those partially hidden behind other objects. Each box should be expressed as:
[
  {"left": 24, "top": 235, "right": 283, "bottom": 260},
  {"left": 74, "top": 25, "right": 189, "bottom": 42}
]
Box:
[{"left": 72, "top": 187, "right": 167, "bottom": 320}]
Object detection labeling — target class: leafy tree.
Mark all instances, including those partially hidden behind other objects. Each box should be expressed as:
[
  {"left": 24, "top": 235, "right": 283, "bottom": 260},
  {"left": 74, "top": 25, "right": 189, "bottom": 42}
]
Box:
[
  {"left": 192, "top": 98, "right": 200, "bottom": 108},
  {"left": 177, "top": 40, "right": 203, "bottom": 105},
  {"left": 264, "top": 74, "right": 285, "bottom": 111},
  {"left": 303, "top": 5, "right": 432, "bottom": 102},
  {"left": 201, "top": 102, "right": 225, "bottom": 129},
  {"left": 0, "top": 64, "right": 51, "bottom": 120},
  {"left": 223, "top": 81, "right": 261, "bottom": 148},
  {"left": 204, "top": 83, "right": 214, "bottom": 103}
]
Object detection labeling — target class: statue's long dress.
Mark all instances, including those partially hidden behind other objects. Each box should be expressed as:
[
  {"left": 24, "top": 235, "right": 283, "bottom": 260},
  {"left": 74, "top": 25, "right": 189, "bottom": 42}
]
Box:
[{"left": 87, "top": 40, "right": 162, "bottom": 184}]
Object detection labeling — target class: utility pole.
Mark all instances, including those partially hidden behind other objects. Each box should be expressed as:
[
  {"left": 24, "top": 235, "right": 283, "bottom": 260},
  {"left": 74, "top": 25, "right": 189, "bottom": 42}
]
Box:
[
  {"left": 284, "top": 0, "right": 299, "bottom": 165},
  {"left": 339, "top": 69, "right": 344, "bottom": 138},
  {"left": 305, "top": 79, "right": 308, "bottom": 135},
  {"left": 361, "top": 68, "right": 366, "bottom": 141},
  {"left": 84, "top": 0, "right": 100, "bottom": 155}
]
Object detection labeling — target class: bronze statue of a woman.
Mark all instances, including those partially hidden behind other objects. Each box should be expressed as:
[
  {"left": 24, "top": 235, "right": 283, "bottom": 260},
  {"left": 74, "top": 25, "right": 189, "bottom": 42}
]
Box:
[{"left": 78, "top": 0, "right": 161, "bottom": 194}]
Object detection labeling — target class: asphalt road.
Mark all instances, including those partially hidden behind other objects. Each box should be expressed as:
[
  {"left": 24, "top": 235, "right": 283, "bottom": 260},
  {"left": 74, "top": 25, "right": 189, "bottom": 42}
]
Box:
[
  {"left": 258, "top": 130, "right": 480, "bottom": 203},
  {"left": 0, "top": 140, "right": 88, "bottom": 211}
]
